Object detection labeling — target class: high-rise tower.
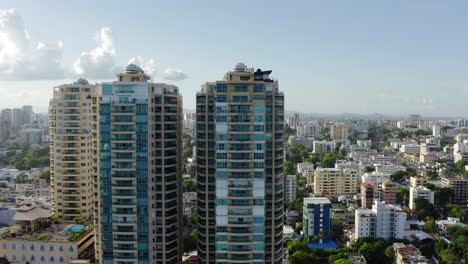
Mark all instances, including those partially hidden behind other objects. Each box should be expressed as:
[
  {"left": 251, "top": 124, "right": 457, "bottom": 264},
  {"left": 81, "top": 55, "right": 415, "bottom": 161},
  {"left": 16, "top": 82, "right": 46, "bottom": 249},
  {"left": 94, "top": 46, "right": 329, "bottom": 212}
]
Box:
[
  {"left": 93, "top": 64, "right": 183, "bottom": 264},
  {"left": 196, "top": 63, "right": 285, "bottom": 264},
  {"left": 49, "top": 78, "right": 95, "bottom": 222}
]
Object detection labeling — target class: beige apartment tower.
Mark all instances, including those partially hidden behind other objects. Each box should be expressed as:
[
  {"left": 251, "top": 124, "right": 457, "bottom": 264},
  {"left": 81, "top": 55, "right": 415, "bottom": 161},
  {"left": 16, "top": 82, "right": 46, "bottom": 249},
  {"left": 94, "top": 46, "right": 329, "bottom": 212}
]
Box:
[{"left": 49, "top": 78, "right": 95, "bottom": 222}]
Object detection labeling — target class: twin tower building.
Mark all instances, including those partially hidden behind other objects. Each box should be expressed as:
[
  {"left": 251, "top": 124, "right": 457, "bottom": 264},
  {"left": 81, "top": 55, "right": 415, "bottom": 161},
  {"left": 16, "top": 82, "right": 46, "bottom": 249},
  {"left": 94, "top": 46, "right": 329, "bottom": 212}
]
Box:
[{"left": 49, "top": 63, "right": 285, "bottom": 264}]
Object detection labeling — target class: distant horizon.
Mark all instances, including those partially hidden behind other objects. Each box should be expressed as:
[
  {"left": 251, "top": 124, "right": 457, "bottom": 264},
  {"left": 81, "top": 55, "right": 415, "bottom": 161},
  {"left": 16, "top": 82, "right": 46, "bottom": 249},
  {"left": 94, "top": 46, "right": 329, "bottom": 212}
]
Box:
[{"left": 0, "top": 1, "right": 468, "bottom": 116}]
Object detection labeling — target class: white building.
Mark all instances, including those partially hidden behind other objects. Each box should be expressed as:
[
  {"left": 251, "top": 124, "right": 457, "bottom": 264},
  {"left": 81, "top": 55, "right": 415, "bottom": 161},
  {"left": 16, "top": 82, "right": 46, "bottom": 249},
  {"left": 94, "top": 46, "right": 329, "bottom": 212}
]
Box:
[
  {"left": 371, "top": 155, "right": 393, "bottom": 163},
  {"left": 355, "top": 200, "right": 406, "bottom": 240},
  {"left": 432, "top": 124, "right": 441, "bottom": 138},
  {"left": 409, "top": 186, "right": 434, "bottom": 210},
  {"left": 400, "top": 144, "right": 420, "bottom": 155},
  {"left": 453, "top": 139, "right": 468, "bottom": 162},
  {"left": 374, "top": 164, "right": 406, "bottom": 175},
  {"left": 357, "top": 140, "right": 372, "bottom": 148},
  {"left": 297, "top": 163, "right": 315, "bottom": 175},
  {"left": 285, "top": 175, "right": 297, "bottom": 203},
  {"left": 313, "top": 140, "right": 333, "bottom": 154}
]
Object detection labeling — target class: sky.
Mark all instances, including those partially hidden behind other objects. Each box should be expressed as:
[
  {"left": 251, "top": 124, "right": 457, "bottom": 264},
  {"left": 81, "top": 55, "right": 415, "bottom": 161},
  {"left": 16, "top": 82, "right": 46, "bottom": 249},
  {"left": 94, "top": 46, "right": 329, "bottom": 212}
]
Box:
[{"left": 0, "top": 0, "right": 467, "bottom": 117}]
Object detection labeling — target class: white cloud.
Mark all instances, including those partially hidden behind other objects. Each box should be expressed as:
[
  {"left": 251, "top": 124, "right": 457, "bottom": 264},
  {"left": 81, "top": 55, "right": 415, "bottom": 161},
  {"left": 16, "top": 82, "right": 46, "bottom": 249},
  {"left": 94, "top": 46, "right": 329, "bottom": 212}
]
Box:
[
  {"left": 0, "top": 9, "right": 65, "bottom": 80},
  {"left": 73, "top": 27, "right": 117, "bottom": 79},
  {"left": 128, "top": 56, "right": 156, "bottom": 78},
  {"left": 163, "top": 68, "right": 187, "bottom": 81}
]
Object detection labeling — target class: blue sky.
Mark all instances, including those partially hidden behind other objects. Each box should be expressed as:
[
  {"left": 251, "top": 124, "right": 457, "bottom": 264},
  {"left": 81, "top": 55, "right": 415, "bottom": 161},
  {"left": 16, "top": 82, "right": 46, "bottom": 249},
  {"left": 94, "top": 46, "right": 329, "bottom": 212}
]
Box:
[{"left": 0, "top": 0, "right": 467, "bottom": 117}]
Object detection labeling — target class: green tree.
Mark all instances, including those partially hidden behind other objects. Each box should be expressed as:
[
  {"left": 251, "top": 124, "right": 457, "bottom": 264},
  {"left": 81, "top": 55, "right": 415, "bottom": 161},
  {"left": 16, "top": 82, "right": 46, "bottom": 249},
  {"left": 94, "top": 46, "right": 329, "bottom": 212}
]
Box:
[
  {"left": 289, "top": 251, "right": 315, "bottom": 264},
  {"left": 288, "top": 144, "right": 310, "bottom": 164},
  {"left": 456, "top": 160, "right": 466, "bottom": 174},
  {"left": 396, "top": 187, "right": 409, "bottom": 206},
  {"left": 39, "top": 170, "right": 50, "bottom": 183},
  {"left": 426, "top": 170, "right": 439, "bottom": 180},
  {"left": 321, "top": 152, "right": 343, "bottom": 168},
  {"left": 305, "top": 153, "right": 322, "bottom": 165},
  {"left": 424, "top": 218, "right": 438, "bottom": 234},
  {"left": 434, "top": 187, "right": 453, "bottom": 206},
  {"left": 440, "top": 136, "right": 456, "bottom": 147},
  {"left": 385, "top": 246, "right": 394, "bottom": 263},
  {"left": 287, "top": 241, "right": 311, "bottom": 256},
  {"left": 363, "top": 166, "right": 375, "bottom": 173},
  {"left": 358, "top": 240, "right": 388, "bottom": 262},
  {"left": 333, "top": 260, "right": 352, "bottom": 264},
  {"left": 188, "top": 165, "right": 196, "bottom": 178},
  {"left": 414, "top": 197, "right": 437, "bottom": 220},
  {"left": 331, "top": 219, "right": 344, "bottom": 242},
  {"left": 447, "top": 205, "right": 465, "bottom": 222},
  {"left": 284, "top": 160, "right": 295, "bottom": 175}
]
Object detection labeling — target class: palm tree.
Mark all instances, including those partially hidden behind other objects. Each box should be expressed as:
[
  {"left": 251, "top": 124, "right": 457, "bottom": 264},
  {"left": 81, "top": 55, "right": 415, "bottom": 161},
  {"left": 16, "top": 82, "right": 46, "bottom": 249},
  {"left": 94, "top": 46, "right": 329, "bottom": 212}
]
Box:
[{"left": 318, "top": 229, "right": 325, "bottom": 249}]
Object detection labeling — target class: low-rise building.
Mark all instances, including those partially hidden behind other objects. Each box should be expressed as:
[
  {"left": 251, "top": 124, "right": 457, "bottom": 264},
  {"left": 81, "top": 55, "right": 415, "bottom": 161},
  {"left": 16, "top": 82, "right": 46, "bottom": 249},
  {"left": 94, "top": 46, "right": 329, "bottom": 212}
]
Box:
[
  {"left": 436, "top": 217, "right": 467, "bottom": 236},
  {"left": 0, "top": 205, "right": 94, "bottom": 263},
  {"left": 393, "top": 243, "right": 428, "bottom": 264}
]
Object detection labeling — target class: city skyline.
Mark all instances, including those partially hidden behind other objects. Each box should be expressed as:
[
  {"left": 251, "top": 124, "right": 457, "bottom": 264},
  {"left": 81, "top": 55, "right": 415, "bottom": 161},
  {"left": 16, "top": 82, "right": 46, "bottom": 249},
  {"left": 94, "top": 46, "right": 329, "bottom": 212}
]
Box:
[{"left": 0, "top": 1, "right": 468, "bottom": 116}]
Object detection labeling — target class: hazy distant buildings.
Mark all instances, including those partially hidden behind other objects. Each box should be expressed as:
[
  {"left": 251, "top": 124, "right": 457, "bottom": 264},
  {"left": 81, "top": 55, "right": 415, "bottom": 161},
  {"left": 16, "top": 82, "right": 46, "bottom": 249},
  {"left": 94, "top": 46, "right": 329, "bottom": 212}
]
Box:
[
  {"left": 0, "top": 108, "right": 12, "bottom": 140},
  {"left": 330, "top": 124, "right": 349, "bottom": 141},
  {"left": 432, "top": 124, "right": 441, "bottom": 138},
  {"left": 13, "top": 105, "right": 33, "bottom": 129}
]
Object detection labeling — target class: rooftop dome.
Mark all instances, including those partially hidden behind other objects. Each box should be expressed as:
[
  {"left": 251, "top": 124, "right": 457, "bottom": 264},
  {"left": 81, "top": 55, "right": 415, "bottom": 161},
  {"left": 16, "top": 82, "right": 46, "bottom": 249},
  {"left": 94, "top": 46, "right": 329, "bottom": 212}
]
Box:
[
  {"left": 74, "top": 78, "right": 89, "bottom": 85},
  {"left": 233, "top": 63, "right": 247, "bottom": 72},
  {"left": 126, "top": 63, "right": 144, "bottom": 74}
]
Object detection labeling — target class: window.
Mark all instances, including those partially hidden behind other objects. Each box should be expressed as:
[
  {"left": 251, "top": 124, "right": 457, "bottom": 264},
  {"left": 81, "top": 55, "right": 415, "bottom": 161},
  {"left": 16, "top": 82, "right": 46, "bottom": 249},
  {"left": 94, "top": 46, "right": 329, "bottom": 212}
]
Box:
[
  {"left": 2, "top": 243, "right": 6, "bottom": 249},
  {"left": 253, "top": 84, "right": 265, "bottom": 92},
  {"left": 12, "top": 244, "right": 16, "bottom": 250},
  {"left": 50, "top": 245, "right": 54, "bottom": 251},
  {"left": 234, "top": 85, "right": 248, "bottom": 92},
  {"left": 216, "top": 95, "right": 227, "bottom": 102},
  {"left": 60, "top": 256, "right": 64, "bottom": 262},
  {"left": 216, "top": 84, "right": 227, "bottom": 92},
  {"left": 69, "top": 246, "right": 74, "bottom": 252},
  {"left": 50, "top": 256, "right": 55, "bottom": 262},
  {"left": 41, "top": 256, "right": 45, "bottom": 262},
  {"left": 59, "top": 246, "right": 64, "bottom": 252},
  {"left": 30, "top": 244, "right": 35, "bottom": 251}
]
